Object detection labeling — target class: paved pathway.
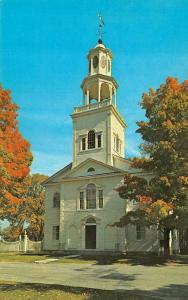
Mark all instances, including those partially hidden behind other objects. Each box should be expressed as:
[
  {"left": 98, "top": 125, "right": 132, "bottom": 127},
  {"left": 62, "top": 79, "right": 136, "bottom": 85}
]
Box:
[{"left": 0, "top": 262, "right": 188, "bottom": 299}]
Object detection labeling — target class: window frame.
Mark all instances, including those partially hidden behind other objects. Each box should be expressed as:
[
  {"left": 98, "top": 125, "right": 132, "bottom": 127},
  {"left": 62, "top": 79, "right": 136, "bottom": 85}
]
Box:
[
  {"left": 136, "top": 224, "right": 146, "bottom": 240},
  {"left": 88, "top": 130, "right": 96, "bottom": 149},
  {"left": 78, "top": 185, "right": 104, "bottom": 211},
  {"left": 79, "top": 191, "right": 84, "bottom": 209},
  {"left": 52, "top": 225, "right": 59, "bottom": 240},
  {"left": 98, "top": 190, "right": 103, "bottom": 208},
  {"left": 86, "top": 183, "right": 96, "bottom": 209},
  {"left": 97, "top": 134, "right": 102, "bottom": 148},
  {"left": 53, "top": 192, "right": 60, "bottom": 208},
  {"left": 79, "top": 131, "right": 102, "bottom": 152},
  {"left": 82, "top": 137, "right": 86, "bottom": 151},
  {"left": 113, "top": 133, "right": 122, "bottom": 154}
]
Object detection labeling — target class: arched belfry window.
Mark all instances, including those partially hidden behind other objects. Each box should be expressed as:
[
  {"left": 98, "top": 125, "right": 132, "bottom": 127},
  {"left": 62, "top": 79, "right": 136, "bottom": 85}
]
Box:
[
  {"left": 88, "top": 130, "right": 95, "bottom": 149},
  {"left": 86, "top": 183, "right": 96, "bottom": 209}
]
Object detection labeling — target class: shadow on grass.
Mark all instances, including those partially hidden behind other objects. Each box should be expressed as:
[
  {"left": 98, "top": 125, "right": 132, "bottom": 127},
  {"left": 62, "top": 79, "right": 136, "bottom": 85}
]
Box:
[
  {"left": 44, "top": 252, "right": 188, "bottom": 266},
  {"left": 21, "top": 251, "right": 188, "bottom": 267},
  {"left": 0, "top": 282, "right": 188, "bottom": 300}
]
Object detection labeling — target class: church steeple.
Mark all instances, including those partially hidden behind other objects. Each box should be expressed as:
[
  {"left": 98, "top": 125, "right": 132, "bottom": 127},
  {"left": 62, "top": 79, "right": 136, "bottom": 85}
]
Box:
[
  {"left": 81, "top": 40, "right": 118, "bottom": 107},
  {"left": 72, "top": 33, "right": 126, "bottom": 168}
]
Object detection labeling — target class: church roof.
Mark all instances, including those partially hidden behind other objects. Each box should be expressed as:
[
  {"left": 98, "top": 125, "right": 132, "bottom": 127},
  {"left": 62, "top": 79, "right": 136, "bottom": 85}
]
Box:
[
  {"left": 42, "top": 158, "right": 127, "bottom": 185},
  {"left": 42, "top": 162, "right": 72, "bottom": 185}
]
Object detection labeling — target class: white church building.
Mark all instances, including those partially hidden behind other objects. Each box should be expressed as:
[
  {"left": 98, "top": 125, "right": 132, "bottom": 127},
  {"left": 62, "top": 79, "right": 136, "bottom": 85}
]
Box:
[{"left": 43, "top": 39, "right": 159, "bottom": 253}]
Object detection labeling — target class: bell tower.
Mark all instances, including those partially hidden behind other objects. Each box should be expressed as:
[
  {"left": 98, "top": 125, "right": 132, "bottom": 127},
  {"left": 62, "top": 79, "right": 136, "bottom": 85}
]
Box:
[
  {"left": 81, "top": 39, "right": 117, "bottom": 107},
  {"left": 71, "top": 20, "right": 126, "bottom": 168}
]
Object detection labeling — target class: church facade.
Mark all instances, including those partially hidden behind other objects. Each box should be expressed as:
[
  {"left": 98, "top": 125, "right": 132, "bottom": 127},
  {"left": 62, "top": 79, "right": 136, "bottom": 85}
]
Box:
[{"left": 43, "top": 40, "right": 158, "bottom": 253}]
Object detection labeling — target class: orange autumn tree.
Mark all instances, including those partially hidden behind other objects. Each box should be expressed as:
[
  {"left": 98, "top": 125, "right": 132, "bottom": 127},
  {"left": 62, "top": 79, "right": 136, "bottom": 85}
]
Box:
[
  {"left": 0, "top": 85, "right": 32, "bottom": 221},
  {"left": 115, "top": 77, "right": 188, "bottom": 256}
]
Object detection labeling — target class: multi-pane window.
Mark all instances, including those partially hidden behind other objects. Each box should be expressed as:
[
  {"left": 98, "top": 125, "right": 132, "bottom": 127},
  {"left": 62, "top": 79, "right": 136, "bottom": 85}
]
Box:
[
  {"left": 82, "top": 138, "right": 86, "bottom": 150},
  {"left": 80, "top": 191, "right": 84, "bottom": 209},
  {"left": 53, "top": 192, "right": 60, "bottom": 208},
  {"left": 136, "top": 224, "right": 145, "bottom": 240},
  {"left": 114, "top": 134, "right": 122, "bottom": 154},
  {"left": 98, "top": 190, "right": 103, "bottom": 208},
  {"left": 86, "top": 183, "right": 96, "bottom": 209},
  {"left": 79, "top": 186, "right": 104, "bottom": 210},
  {"left": 52, "top": 225, "right": 59, "bottom": 240},
  {"left": 88, "top": 130, "right": 95, "bottom": 149},
  {"left": 97, "top": 134, "right": 101, "bottom": 148},
  {"left": 80, "top": 131, "right": 103, "bottom": 151}
]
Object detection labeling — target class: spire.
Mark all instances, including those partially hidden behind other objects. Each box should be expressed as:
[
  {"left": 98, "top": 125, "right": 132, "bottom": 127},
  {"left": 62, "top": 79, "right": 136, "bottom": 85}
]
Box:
[{"left": 98, "top": 13, "right": 104, "bottom": 44}]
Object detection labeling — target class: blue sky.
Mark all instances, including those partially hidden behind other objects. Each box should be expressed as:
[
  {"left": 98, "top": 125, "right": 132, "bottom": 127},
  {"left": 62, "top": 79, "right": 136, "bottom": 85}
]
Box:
[{"left": 1, "top": 0, "right": 188, "bottom": 176}]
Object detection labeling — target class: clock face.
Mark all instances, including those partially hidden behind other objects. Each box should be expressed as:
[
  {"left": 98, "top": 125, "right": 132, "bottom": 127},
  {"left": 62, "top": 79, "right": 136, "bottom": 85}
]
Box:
[
  {"left": 93, "top": 56, "right": 98, "bottom": 68},
  {"left": 100, "top": 55, "right": 106, "bottom": 68}
]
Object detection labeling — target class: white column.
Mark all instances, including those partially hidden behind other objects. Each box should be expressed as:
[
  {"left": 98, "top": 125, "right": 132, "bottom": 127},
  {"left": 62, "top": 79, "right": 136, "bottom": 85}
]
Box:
[
  {"left": 109, "top": 85, "right": 112, "bottom": 103},
  {"left": 72, "top": 120, "right": 77, "bottom": 167},
  {"left": 81, "top": 223, "right": 85, "bottom": 250},
  {"left": 23, "top": 230, "right": 28, "bottom": 253},
  {"left": 86, "top": 89, "right": 89, "bottom": 105},
  {"left": 83, "top": 91, "right": 86, "bottom": 105},
  {"left": 114, "top": 89, "right": 117, "bottom": 107},
  {"left": 172, "top": 229, "right": 180, "bottom": 254},
  {"left": 90, "top": 58, "right": 93, "bottom": 75},
  {"left": 19, "top": 235, "right": 22, "bottom": 252},
  {"left": 59, "top": 194, "right": 65, "bottom": 250},
  {"left": 84, "top": 191, "right": 86, "bottom": 209},
  {"left": 98, "top": 81, "right": 101, "bottom": 102},
  {"left": 169, "top": 229, "right": 173, "bottom": 256},
  {"left": 96, "top": 190, "right": 99, "bottom": 209}
]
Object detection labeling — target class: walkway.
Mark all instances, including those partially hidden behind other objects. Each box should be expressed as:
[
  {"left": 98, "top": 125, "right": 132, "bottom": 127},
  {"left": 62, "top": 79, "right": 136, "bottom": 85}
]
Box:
[{"left": 0, "top": 262, "right": 187, "bottom": 299}]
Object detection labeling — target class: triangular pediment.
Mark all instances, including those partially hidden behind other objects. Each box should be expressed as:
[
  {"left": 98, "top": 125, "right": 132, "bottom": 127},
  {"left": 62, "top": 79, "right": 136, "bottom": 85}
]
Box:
[
  {"left": 62, "top": 158, "right": 124, "bottom": 179},
  {"left": 43, "top": 158, "right": 127, "bottom": 185}
]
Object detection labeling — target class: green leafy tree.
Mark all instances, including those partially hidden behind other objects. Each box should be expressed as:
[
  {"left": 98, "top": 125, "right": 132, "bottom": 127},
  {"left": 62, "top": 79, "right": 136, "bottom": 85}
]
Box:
[
  {"left": 24, "top": 173, "right": 48, "bottom": 241},
  {"left": 3, "top": 174, "right": 48, "bottom": 241},
  {"left": 116, "top": 77, "right": 188, "bottom": 256}
]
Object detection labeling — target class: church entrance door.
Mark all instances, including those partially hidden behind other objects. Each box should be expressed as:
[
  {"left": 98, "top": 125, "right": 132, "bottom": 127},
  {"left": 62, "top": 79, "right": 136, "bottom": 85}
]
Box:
[{"left": 85, "top": 225, "right": 96, "bottom": 249}]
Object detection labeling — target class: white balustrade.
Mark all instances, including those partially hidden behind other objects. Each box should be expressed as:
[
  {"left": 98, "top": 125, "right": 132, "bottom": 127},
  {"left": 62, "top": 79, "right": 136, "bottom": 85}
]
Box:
[{"left": 74, "top": 98, "right": 111, "bottom": 113}]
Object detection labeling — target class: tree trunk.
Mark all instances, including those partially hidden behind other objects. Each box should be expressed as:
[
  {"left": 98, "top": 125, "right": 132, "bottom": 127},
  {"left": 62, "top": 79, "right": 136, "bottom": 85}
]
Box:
[{"left": 164, "top": 227, "right": 171, "bottom": 257}]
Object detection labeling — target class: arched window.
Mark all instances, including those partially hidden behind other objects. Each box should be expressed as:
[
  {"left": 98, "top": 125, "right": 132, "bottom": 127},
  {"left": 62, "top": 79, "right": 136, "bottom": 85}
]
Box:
[
  {"left": 53, "top": 192, "right": 60, "bottom": 208},
  {"left": 86, "top": 184, "right": 96, "bottom": 209},
  {"left": 88, "top": 130, "right": 95, "bottom": 149},
  {"left": 87, "top": 167, "right": 95, "bottom": 172}
]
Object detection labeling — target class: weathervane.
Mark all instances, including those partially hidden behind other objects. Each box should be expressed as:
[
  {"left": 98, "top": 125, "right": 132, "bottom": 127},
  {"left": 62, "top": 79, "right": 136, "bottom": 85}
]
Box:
[{"left": 98, "top": 13, "right": 104, "bottom": 43}]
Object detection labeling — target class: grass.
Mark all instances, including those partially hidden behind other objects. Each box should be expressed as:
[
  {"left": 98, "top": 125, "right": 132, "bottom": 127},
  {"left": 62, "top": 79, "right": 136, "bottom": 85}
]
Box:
[
  {"left": 0, "top": 252, "right": 97, "bottom": 264},
  {"left": 0, "top": 252, "right": 49, "bottom": 263},
  {"left": 0, "top": 252, "right": 187, "bottom": 266},
  {"left": 0, "top": 281, "right": 162, "bottom": 300}
]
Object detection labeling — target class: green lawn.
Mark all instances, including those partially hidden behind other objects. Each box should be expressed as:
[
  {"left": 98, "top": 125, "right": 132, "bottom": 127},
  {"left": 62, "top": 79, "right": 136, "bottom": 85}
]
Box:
[
  {"left": 0, "top": 253, "right": 97, "bottom": 264},
  {"left": 0, "top": 252, "right": 187, "bottom": 266},
  {"left": 0, "top": 281, "right": 161, "bottom": 300},
  {"left": 0, "top": 253, "right": 49, "bottom": 263}
]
